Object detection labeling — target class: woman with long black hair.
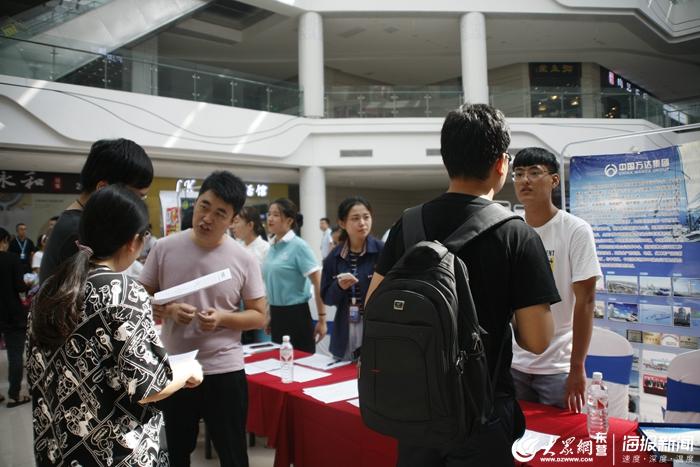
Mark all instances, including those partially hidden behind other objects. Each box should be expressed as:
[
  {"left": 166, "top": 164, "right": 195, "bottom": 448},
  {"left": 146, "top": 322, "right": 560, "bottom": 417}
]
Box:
[{"left": 27, "top": 185, "right": 203, "bottom": 467}]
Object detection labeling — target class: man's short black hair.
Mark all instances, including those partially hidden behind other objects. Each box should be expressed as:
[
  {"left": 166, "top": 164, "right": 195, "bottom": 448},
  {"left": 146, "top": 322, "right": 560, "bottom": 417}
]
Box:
[
  {"left": 513, "top": 147, "right": 560, "bottom": 174},
  {"left": 320, "top": 217, "right": 330, "bottom": 224},
  {"left": 440, "top": 103, "right": 511, "bottom": 180},
  {"left": 16, "top": 222, "right": 26, "bottom": 231},
  {"left": 80, "top": 138, "right": 153, "bottom": 193},
  {"left": 199, "top": 171, "right": 246, "bottom": 215}
]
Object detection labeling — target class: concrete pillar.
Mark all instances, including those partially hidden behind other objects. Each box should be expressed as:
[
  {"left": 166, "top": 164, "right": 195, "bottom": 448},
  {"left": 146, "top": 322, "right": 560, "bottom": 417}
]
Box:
[
  {"left": 130, "top": 37, "right": 158, "bottom": 95},
  {"left": 299, "top": 166, "right": 326, "bottom": 262},
  {"left": 460, "top": 12, "right": 489, "bottom": 105},
  {"left": 299, "top": 12, "right": 325, "bottom": 117}
]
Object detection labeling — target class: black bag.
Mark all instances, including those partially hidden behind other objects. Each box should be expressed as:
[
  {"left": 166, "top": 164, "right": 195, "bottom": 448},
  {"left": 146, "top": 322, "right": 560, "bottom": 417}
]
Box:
[{"left": 359, "top": 202, "right": 519, "bottom": 448}]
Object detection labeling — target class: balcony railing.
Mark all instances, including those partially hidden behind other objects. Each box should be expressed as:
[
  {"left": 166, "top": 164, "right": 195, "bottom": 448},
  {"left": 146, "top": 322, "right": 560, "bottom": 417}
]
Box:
[
  {"left": 0, "top": 36, "right": 302, "bottom": 115},
  {"left": 490, "top": 87, "right": 694, "bottom": 127},
  {"left": 324, "top": 86, "right": 464, "bottom": 118},
  {"left": 1, "top": 36, "right": 694, "bottom": 126}
]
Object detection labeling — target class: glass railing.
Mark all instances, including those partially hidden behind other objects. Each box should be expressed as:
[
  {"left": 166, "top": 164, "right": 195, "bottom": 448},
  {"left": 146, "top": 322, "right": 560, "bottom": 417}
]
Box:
[
  {"left": 1, "top": 34, "right": 694, "bottom": 125},
  {"left": 490, "top": 87, "right": 695, "bottom": 127},
  {"left": 325, "top": 86, "right": 464, "bottom": 118},
  {"left": 0, "top": 36, "right": 302, "bottom": 115},
  {"left": 0, "top": 0, "right": 112, "bottom": 40}
]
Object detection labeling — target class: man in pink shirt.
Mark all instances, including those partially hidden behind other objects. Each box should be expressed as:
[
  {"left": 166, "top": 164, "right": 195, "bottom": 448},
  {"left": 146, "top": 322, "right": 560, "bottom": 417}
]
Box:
[{"left": 141, "top": 171, "right": 267, "bottom": 467}]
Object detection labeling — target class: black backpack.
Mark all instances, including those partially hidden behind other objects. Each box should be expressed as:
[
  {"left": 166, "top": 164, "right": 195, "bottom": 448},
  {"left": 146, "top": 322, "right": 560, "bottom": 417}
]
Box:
[{"left": 359, "top": 202, "right": 519, "bottom": 448}]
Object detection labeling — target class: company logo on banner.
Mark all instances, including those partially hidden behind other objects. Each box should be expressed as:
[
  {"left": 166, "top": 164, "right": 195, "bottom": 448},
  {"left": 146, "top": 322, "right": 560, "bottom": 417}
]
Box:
[{"left": 570, "top": 145, "right": 700, "bottom": 422}]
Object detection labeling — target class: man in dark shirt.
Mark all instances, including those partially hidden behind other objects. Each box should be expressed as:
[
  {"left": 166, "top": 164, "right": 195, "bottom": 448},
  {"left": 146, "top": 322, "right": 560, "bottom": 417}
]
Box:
[
  {"left": 0, "top": 227, "right": 31, "bottom": 406},
  {"left": 368, "top": 103, "right": 559, "bottom": 466},
  {"left": 39, "top": 138, "right": 153, "bottom": 283},
  {"left": 8, "top": 222, "right": 35, "bottom": 275}
]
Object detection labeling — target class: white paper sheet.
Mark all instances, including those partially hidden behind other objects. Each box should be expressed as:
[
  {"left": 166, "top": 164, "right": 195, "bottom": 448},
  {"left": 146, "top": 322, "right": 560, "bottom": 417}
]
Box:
[
  {"left": 242, "top": 342, "right": 281, "bottom": 356},
  {"left": 152, "top": 268, "right": 232, "bottom": 305},
  {"left": 266, "top": 365, "right": 331, "bottom": 383},
  {"left": 245, "top": 358, "right": 284, "bottom": 375},
  {"left": 295, "top": 353, "right": 352, "bottom": 370},
  {"left": 167, "top": 350, "right": 198, "bottom": 367},
  {"left": 302, "top": 379, "right": 358, "bottom": 403},
  {"left": 346, "top": 398, "right": 360, "bottom": 408}
]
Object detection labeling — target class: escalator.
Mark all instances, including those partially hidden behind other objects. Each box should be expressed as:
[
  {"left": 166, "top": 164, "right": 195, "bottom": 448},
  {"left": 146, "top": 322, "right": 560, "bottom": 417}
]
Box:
[{"left": 0, "top": 0, "right": 212, "bottom": 81}]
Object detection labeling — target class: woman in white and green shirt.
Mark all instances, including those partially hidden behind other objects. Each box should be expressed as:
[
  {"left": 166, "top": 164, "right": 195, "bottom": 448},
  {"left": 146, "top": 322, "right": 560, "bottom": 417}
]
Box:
[{"left": 262, "top": 198, "right": 327, "bottom": 353}]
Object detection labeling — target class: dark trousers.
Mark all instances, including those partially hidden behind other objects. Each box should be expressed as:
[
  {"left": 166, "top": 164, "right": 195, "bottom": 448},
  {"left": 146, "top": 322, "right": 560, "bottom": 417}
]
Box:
[
  {"left": 270, "top": 303, "right": 315, "bottom": 354},
  {"left": 161, "top": 370, "right": 249, "bottom": 467},
  {"left": 2, "top": 329, "right": 25, "bottom": 400},
  {"left": 396, "top": 397, "right": 524, "bottom": 467}
]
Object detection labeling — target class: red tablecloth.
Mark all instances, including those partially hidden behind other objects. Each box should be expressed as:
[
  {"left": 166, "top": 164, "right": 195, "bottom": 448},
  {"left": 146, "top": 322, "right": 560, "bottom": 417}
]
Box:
[
  {"left": 518, "top": 400, "right": 667, "bottom": 466},
  {"left": 246, "top": 354, "right": 668, "bottom": 467},
  {"left": 283, "top": 388, "right": 397, "bottom": 467},
  {"left": 245, "top": 350, "right": 357, "bottom": 450}
]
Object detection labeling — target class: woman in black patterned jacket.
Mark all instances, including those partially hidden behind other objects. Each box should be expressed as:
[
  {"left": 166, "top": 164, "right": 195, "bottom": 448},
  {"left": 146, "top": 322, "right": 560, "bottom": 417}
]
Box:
[{"left": 27, "top": 185, "right": 203, "bottom": 467}]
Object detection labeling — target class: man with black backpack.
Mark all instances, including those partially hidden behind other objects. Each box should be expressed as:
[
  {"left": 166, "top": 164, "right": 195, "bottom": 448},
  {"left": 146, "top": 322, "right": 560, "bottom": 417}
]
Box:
[{"left": 364, "top": 103, "right": 559, "bottom": 466}]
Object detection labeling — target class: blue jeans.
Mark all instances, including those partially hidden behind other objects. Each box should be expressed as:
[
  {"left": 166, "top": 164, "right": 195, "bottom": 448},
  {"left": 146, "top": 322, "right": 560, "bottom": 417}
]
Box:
[
  {"left": 511, "top": 368, "right": 568, "bottom": 409},
  {"left": 2, "top": 329, "right": 26, "bottom": 400}
]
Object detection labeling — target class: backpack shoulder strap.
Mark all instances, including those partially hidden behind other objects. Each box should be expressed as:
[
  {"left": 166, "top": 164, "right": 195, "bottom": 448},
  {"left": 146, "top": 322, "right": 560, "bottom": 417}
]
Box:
[
  {"left": 402, "top": 204, "right": 426, "bottom": 248},
  {"left": 443, "top": 203, "right": 520, "bottom": 252}
]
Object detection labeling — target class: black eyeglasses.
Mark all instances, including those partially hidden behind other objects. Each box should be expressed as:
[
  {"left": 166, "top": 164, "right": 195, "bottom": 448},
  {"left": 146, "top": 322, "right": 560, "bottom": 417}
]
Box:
[{"left": 504, "top": 152, "right": 512, "bottom": 164}]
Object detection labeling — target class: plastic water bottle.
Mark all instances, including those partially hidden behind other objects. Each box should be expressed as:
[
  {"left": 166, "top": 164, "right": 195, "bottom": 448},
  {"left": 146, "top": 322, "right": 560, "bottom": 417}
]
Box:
[
  {"left": 280, "top": 335, "right": 294, "bottom": 384},
  {"left": 586, "top": 371, "right": 609, "bottom": 439}
]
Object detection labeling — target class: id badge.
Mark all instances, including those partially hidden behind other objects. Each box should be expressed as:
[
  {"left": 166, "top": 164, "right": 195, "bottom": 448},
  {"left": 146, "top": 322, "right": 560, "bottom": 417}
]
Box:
[
  {"left": 349, "top": 305, "right": 361, "bottom": 323},
  {"left": 20, "top": 253, "right": 25, "bottom": 260}
]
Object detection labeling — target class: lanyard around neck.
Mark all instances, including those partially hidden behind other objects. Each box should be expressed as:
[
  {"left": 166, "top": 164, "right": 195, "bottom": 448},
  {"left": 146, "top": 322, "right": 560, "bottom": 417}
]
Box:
[{"left": 16, "top": 238, "right": 28, "bottom": 253}]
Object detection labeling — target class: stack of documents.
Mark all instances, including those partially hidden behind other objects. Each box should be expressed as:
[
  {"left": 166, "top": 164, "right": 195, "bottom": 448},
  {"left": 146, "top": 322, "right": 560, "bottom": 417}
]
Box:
[
  {"left": 302, "top": 379, "right": 358, "bottom": 404},
  {"left": 242, "top": 342, "right": 281, "bottom": 356},
  {"left": 295, "top": 353, "right": 352, "bottom": 370},
  {"left": 244, "top": 358, "right": 282, "bottom": 375},
  {"left": 266, "top": 366, "right": 330, "bottom": 383}
]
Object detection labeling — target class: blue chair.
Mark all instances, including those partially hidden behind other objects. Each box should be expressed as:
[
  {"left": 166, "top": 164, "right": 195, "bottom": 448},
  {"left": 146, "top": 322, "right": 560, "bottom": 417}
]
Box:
[
  {"left": 665, "top": 349, "right": 700, "bottom": 423},
  {"left": 585, "top": 327, "right": 633, "bottom": 419}
]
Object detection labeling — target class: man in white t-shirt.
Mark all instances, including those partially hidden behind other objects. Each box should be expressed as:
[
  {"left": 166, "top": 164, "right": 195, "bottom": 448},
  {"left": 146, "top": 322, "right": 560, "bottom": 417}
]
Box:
[{"left": 511, "top": 147, "right": 602, "bottom": 413}]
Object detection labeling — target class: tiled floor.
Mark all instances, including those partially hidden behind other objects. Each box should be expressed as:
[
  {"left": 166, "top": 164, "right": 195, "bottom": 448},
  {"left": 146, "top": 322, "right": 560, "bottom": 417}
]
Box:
[{"left": 0, "top": 347, "right": 275, "bottom": 467}]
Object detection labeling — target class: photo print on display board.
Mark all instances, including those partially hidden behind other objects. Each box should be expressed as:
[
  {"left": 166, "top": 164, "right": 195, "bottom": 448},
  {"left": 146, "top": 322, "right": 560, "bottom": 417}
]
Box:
[
  {"left": 642, "top": 374, "right": 667, "bottom": 397},
  {"left": 643, "top": 332, "right": 661, "bottom": 345},
  {"left": 639, "top": 276, "right": 672, "bottom": 297},
  {"left": 680, "top": 335, "right": 699, "bottom": 349},
  {"left": 659, "top": 333, "right": 680, "bottom": 348},
  {"left": 672, "top": 277, "right": 700, "bottom": 298},
  {"left": 673, "top": 306, "right": 691, "bottom": 327},
  {"left": 594, "top": 300, "right": 605, "bottom": 319},
  {"left": 607, "top": 302, "right": 639, "bottom": 322},
  {"left": 641, "top": 350, "right": 674, "bottom": 373},
  {"left": 596, "top": 277, "right": 605, "bottom": 292},
  {"left": 627, "top": 330, "right": 643, "bottom": 343},
  {"left": 606, "top": 275, "right": 639, "bottom": 295},
  {"left": 692, "top": 308, "right": 700, "bottom": 328},
  {"left": 639, "top": 304, "right": 673, "bottom": 326}
]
